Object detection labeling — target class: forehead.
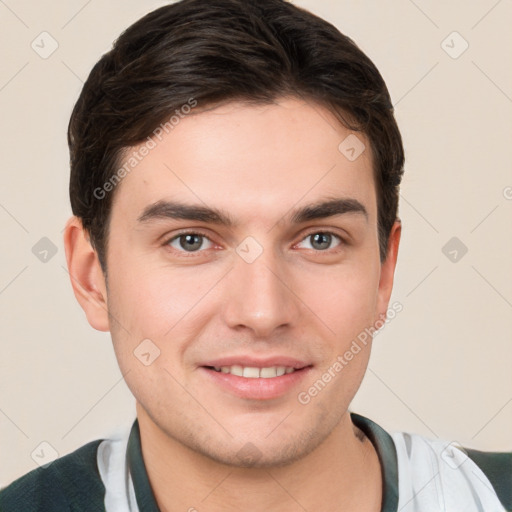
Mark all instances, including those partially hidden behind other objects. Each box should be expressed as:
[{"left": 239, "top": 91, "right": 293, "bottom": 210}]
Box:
[{"left": 110, "top": 98, "right": 376, "bottom": 227}]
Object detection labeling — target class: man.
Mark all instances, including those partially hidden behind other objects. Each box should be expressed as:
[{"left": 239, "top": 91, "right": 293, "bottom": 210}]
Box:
[{"left": 1, "top": 0, "right": 510, "bottom": 510}]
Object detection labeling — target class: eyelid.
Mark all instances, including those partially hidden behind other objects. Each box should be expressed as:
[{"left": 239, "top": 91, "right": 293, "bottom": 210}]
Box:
[{"left": 299, "top": 226, "right": 348, "bottom": 241}]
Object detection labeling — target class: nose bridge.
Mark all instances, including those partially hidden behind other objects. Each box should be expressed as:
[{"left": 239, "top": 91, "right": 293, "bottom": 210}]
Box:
[{"left": 222, "top": 236, "right": 299, "bottom": 336}]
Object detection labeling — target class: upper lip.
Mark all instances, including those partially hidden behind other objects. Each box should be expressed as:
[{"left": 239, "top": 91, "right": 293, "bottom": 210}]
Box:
[{"left": 200, "top": 356, "right": 312, "bottom": 369}]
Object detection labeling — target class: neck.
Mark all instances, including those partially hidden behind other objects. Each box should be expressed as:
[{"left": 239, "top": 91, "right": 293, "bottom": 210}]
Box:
[{"left": 135, "top": 405, "right": 382, "bottom": 512}]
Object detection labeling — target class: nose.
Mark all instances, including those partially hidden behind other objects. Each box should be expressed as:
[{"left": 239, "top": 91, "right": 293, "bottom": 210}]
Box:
[{"left": 221, "top": 243, "right": 301, "bottom": 338}]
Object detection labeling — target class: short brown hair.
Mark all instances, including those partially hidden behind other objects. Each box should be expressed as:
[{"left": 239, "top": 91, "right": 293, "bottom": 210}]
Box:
[{"left": 68, "top": 0, "right": 404, "bottom": 272}]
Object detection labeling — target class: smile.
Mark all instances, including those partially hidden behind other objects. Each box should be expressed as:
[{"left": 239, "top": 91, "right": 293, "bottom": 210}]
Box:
[
  {"left": 208, "top": 365, "right": 296, "bottom": 378},
  {"left": 200, "top": 364, "right": 312, "bottom": 400}
]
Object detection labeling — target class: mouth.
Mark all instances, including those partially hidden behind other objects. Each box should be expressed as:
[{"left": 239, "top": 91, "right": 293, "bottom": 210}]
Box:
[
  {"left": 199, "top": 360, "right": 313, "bottom": 400},
  {"left": 204, "top": 365, "right": 305, "bottom": 378}
]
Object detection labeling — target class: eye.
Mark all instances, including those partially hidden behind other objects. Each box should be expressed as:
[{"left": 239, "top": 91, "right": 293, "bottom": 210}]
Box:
[
  {"left": 296, "top": 231, "right": 343, "bottom": 251},
  {"left": 166, "top": 232, "right": 215, "bottom": 253}
]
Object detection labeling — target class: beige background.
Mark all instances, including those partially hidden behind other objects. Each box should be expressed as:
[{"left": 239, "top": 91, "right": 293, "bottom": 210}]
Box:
[{"left": 1, "top": 0, "right": 511, "bottom": 487}]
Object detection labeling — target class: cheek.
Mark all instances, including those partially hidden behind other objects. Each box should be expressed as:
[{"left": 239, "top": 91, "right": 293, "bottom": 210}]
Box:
[
  {"left": 107, "top": 257, "right": 210, "bottom": 336},
  {"left": 105, "top": 259, "right": 227, "bottom": 382},
  {"left": 299, "top": 260, "right": 380, "bottom": 339},
  {"left": 105, "top": 267, "right": 190, "bottom": 404}
]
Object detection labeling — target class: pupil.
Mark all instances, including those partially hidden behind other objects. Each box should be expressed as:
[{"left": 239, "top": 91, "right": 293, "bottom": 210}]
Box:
[{"left": 312, "top": 233, "right": 331, "bottom": 250}]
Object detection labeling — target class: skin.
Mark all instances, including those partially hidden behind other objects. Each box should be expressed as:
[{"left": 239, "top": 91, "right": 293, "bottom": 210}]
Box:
[{"left": 64, "top": 97, "right": 401, "bottom": 512}]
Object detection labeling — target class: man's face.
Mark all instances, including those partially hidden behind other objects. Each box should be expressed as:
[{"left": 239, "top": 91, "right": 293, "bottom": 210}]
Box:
[{"left": 103, "top": 97, "right": 398, "bottom": 467}]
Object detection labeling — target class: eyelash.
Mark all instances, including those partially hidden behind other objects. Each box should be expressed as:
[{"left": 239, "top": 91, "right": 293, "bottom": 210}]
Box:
[{"left": 162, "top": 229, "right": 346, "bottom": 256}]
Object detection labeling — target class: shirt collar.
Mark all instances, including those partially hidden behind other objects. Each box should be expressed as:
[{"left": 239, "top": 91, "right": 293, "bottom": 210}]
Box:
[
  {"left": 127, "top": 412, "right": 399, "bottom": 512},
  {"left": 127, "top": 420, "right": 160, "bottom": 512},
  {"left": 351, "top": 412, "right": 399, "bottom": 512}
]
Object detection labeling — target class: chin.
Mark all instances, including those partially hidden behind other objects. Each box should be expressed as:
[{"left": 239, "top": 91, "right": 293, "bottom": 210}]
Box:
[{"left": 190, "top": 426, "right": 329, "bottom": 469}]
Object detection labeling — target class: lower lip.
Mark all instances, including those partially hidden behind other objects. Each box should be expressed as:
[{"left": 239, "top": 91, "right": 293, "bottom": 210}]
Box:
[{"left": 199, "top": 366, "right": 313, "bottom": 400}]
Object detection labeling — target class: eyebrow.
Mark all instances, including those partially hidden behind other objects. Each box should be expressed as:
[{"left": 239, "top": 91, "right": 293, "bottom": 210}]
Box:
[{"left": 136, "top": 197, "right": 368, "bottom": 227}]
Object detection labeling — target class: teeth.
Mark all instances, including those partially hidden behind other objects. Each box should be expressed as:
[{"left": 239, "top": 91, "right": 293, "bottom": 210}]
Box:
[
  {"left": 243, "top": 366, "right": 260, "bottom": 378},
  {"left": 230, "top": 365, "right": 243, "bottom": 377},
  {"left": 211, "top": 365, "right": 298, "bottom": 378},
  {"left": 260, "top": 367, "right": 277, "bottom": 378}
]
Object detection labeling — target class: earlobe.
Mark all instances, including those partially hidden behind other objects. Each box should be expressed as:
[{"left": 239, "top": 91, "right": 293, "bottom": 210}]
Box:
[
  {"left": 63, "top": 216, "right": 110, "bottom": 332},
  {"left": 376, "top": 220, "right": 402, "bottom": 320}
]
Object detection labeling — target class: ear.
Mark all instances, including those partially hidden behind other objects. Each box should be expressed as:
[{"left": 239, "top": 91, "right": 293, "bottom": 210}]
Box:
[
  {"left": 63, "top": 216, "right": 110, "bottom": 332},
  {"left": 375, "top": 220, "right": 401, "bottom": 321}
]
